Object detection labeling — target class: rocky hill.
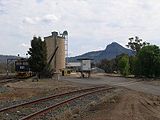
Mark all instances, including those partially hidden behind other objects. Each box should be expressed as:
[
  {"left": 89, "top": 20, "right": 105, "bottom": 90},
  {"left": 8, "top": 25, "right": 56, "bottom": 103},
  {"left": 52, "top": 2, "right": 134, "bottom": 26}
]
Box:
[
  {"left": 0, "top": 55, "right": 19, "bottom": 63},
  {"left": 68, "top": 42, "right": 134, "bottom": 62}
]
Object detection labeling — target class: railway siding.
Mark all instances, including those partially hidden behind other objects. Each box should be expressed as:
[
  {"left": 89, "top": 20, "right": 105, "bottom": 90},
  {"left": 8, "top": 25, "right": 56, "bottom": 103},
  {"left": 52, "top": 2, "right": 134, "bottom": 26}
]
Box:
[{"left": 0, "top": 86, "right": 114, "bottom": 120}]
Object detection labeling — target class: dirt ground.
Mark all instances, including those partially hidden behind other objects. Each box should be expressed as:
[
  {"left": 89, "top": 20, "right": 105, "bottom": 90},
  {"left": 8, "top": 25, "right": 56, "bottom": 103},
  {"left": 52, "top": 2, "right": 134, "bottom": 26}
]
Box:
[
  {"left": 79, "top": 89, "right": 160, "bottom": 120},
  {"left": 0, "top": 78, "right": 81, "bottom": 101},
  {"left": 1, "top": 75, "right": 160, "bottom": 120}
]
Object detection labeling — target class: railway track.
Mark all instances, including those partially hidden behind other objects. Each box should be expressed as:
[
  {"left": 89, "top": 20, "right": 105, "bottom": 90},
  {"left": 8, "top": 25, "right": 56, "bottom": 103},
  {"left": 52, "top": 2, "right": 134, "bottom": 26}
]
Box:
[
  {"left": 0, "top": 79, "right": 15, "bottom": 84},
  {"left": 0, "top": 77, "right": 29, "bottom": 84},
  {"left": 0, "top": 75, "right": 16, "bottom": 84},
  {"left": 0, "top": 86, "right": 114, "bottom": 120}
]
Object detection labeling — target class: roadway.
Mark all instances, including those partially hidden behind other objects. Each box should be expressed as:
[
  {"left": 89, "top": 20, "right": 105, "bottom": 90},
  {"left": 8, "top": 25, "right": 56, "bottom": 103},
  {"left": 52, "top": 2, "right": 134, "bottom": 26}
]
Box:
[{"left": 63, "top": 75, "right": 160, "bottom": 96}]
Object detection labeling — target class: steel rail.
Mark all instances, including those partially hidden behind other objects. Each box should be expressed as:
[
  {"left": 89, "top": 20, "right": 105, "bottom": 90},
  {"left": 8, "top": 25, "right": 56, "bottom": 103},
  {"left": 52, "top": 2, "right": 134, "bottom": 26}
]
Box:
[
  {"left": 0, "top": 79, "right": 14, "bottom": 84},
  {"left": 0, "top": 86, "right": 106, "bottom": 112},
  {"left": 20, "top": 87, "right": 114, "bottom": 120}
]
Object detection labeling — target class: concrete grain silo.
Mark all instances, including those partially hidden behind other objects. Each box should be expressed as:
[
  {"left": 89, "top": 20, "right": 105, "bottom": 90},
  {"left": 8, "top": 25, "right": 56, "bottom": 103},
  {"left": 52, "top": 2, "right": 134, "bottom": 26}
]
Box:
[{"left": 44, "top": 31, "right": 65, "bottom": 73}]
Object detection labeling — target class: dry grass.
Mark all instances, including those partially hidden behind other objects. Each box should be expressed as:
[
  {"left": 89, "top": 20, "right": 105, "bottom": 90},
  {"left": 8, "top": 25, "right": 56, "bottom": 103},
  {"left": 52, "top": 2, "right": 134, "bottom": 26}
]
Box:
[
  {"left": 54, "top": 109, "right": 73, "bottom": 120},
  {"left": 63, "top": 109, "right": 73, "bottom": 120},
  {"left": 82, "top": 93, "right": 120, "bottom": 114},
  {"left": 86, "top": 101, "right": 97, "bottom": 111},
  {"left": 100, "top": 94, "right": 118, "bottom": 104},
  {"left": 0, "top": 88, "right": 44, "bottom": 100},
  {"left": 5, "top": 79, "right": 75, "bottom": 90},
  {"left": 1, "top": 78, "right": 79, "bottom": 101},
  {"left": 54, "top": 107, "right": 81, "bottom": 120},
  {"left": 72, "top": 107, "right": 80, "bottom": 115}
]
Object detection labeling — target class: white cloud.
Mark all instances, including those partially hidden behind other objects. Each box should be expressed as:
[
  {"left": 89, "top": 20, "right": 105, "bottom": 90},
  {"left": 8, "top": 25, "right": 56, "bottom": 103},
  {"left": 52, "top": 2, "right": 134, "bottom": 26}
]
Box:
[
  {"left": 0, "top": 0, "right": 160, "bottom": 56},
  {"left": 23, "top": 17, "right": 36, "bottom": 24},
  {"left": 42, "top": 14, "right": 58, "bottom": 22},
  {"left": 23, "top": 14, "right": 59, "bottom": 24},
  {"left": 20, "top": 43, "right": 30, "bottom": 48}
]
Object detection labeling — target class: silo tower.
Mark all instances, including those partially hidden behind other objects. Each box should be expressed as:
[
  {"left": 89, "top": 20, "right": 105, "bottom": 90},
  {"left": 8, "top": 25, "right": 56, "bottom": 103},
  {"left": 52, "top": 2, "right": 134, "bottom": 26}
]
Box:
[
  {"left": 44, "top": 31, "right": 65, "bottom": 73},
  {"left": 62, "top": 30, "right": 68, "bottom": 66}
]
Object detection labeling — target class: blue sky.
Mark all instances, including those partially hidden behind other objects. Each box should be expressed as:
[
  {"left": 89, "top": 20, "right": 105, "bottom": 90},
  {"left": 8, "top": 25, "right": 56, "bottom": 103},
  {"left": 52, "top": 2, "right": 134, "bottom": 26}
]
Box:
[{"left": 0, "top": 0, "right": 160, "bottom": 57}]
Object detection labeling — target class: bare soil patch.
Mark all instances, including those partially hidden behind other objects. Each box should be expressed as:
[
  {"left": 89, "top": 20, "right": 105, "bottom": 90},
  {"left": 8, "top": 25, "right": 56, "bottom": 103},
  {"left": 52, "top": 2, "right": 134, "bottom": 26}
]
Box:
[
  {"left": 142, "top": 79, "right": 160, "bottom": 86},
  {"left": 0, "top": 78, "right": 79, "bottom": 101},
  {"left": 57, "top": 88, "right": 160, "bottom": 120},
  {"left": 79, "top": 90, "right": 160, "bottom": 120}
]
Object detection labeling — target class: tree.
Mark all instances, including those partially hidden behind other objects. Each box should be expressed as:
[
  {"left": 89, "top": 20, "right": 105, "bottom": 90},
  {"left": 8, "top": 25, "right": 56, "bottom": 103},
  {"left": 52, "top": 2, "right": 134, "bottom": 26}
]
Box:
[
  {"left": 96, "top": 54, "right": 128, "bottom": 74},
  {"left": 129, "top": 56, "right": 137, "bottom": 74},
  {"left": 137, "top": 45, "right": 160, "bottom": 77},
  {"left": 28, "top": 36, "right": 47, "bottom": 75},
  {"left": 126, "top": 36, "right": 149, "bottom": 53},
  {"left": 126, "top": 36, "right": 150, "bottom": 76},
  {"left": 97, "top": 59, "right": 117, "bottom": 73},
  {"left": 118, "top": 55, "right": 130, "bottom": 76}
]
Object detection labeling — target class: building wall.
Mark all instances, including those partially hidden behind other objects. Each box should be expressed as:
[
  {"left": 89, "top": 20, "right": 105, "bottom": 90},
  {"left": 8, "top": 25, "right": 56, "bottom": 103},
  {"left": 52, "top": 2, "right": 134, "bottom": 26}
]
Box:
[
  {"left": 44, "top": 32, "right": 65, "bottom": 73},
  {"left": 81, "top": 60, "right": 91, "bottom": 71}
]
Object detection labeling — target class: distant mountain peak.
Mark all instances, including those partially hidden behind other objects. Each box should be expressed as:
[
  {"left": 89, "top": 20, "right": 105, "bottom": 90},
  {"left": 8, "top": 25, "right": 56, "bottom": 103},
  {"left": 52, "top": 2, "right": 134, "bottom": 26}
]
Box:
[
  {"left": 111, "top": 42, "right": 119, "bottom": 45},
  {"left": 105, "top": 42, "right": 123, "bottom": 50},
  {"left": 68, "top": 42, "right": 134, "bottom": 62}
]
